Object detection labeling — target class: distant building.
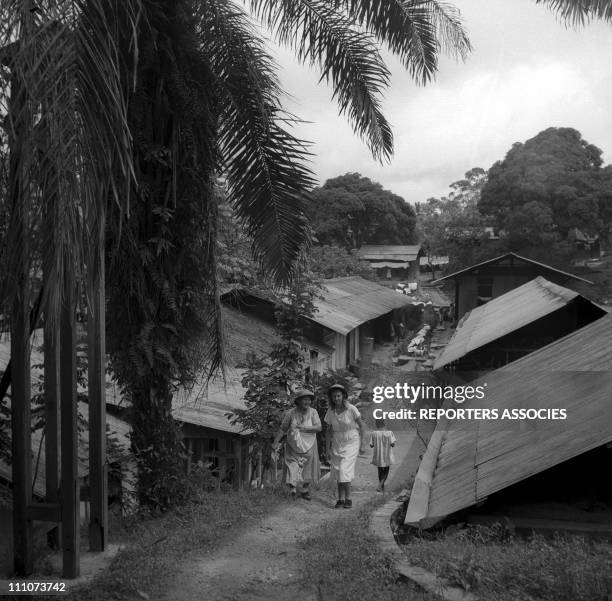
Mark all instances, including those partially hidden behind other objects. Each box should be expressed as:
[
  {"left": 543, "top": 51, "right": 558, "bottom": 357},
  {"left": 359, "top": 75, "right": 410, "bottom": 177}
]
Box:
[
  {"left": 432, "top": 252, "right": 592, "bottom": 320},
  {"left": 358, "top": 245, "right": 423, "bottom": 279},
  {"left": 434, "top": 277, "right": 606, "bottom": 375}
]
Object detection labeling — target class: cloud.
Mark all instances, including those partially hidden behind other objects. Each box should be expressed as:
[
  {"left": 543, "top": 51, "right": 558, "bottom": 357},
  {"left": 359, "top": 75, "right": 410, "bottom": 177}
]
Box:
[{"left": 266, "top": 0, "right": 612, "bottom": 203}]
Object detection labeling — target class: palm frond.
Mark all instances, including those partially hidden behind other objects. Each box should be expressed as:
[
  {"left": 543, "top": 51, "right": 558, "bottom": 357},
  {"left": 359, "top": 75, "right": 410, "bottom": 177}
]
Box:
[
  {"left": 338, "top": 0, "right": 472, "bottom": 83},
  {"left": 246, "top": 0, "right": 394, "bottom": 161},
  {"left": 0, "top": 0, "right": 140, "bottom": 327},
  {"left": 198, "top": 0, "right": 315, "bottom": 284},
  {"left": 535, "top": 0, "right": 612, "bottom": 24}
]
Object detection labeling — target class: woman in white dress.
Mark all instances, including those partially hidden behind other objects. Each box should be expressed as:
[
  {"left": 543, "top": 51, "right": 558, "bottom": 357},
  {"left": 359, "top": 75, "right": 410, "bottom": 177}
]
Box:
[
  {"left": 272, "top": 389, "right": 321, "bottom": 500},
  {"left": 324, "top": 384, "right": 366, "bottom": 508}
]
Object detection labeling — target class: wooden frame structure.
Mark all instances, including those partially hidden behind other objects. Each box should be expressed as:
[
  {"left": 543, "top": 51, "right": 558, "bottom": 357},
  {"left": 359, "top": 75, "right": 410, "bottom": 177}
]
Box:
[{"left": 4, "top": 37, "right": 109, "bottom": 576}]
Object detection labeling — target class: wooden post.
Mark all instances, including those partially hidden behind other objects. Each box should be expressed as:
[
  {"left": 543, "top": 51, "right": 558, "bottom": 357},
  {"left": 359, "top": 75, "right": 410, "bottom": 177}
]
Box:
[
  {"left": 185, "top": 439, "right": 192, "bottom": 475},
  {"left": 44, "top": 285, "right": 61, "bottom": 549},
  {"left": 11, "top": 246, "right": 33, "bottom": 576},
  {"left": 60, "top": 265, "right": 79, "bottom": 578},
  {"left": 87, "top": 207, "right": 107, "bottom": 552},
  {"left": 234, "top": 437, "right": 242, "bottom": 490},
  {"left": 8, "top": 40, "right": 33, "bottom": 575}
]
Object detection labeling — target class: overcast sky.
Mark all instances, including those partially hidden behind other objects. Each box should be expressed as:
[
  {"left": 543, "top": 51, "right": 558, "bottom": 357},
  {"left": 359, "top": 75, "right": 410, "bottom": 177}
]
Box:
[{"left": 265, "top": 0, "right": 612, "bottom": 204}]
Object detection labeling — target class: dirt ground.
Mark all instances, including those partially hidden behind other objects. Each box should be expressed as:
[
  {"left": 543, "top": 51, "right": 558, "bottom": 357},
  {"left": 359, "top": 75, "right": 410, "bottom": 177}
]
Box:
[{"left": 160, "top": 427, "right": 426, "bottom": 601}]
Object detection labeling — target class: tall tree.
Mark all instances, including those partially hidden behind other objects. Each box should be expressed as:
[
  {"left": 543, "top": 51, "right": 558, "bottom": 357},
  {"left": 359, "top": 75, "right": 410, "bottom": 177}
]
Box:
[
  {"left": 308, "top": 173, "right": 418, "bottom": 249},
  {"left": 416, "top": 167, "right": 494, "bottom": 274},
  {"left": 479, "top": 128, "right": 612, "bottom": 249}
]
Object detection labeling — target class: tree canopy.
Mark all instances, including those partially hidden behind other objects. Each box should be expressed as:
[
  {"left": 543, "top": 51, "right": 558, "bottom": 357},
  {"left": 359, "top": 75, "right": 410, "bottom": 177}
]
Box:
[
  {"left": 479, "top": 127, "right": 612, "bottom": 247},
  {"left": 307, "top": 173, "right": 417, "bottom": 249},
  {"left": 416, "top": 167, "right": 496, "bottom": 274}
]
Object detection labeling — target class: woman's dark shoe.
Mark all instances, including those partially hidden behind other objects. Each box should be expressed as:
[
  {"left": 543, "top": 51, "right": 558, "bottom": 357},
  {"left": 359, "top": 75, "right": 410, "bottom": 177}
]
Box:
[
  {"left": 344, "top": 499, "right": 353, "bottom": 508},
  {"left": 334, "top": 499, "right": 344, "bottom": 508}
]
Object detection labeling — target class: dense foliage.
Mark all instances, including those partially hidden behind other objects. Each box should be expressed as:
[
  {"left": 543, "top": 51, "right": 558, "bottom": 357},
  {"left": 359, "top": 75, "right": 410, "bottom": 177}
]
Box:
[
  {"left": 308, "top": 245, "right": 374, "bottom": 279},
  {"left": 480, "top": 128, "right": 612, "bottom": 248},
  {"left": 230, "top": 270, "right": 322, "bottom": 481},
  {"left": 308, "top": 173, "right": 418, "bottom": 249},
  {"left": 416, "top": 168, "right": 498, "bottom": 274}
]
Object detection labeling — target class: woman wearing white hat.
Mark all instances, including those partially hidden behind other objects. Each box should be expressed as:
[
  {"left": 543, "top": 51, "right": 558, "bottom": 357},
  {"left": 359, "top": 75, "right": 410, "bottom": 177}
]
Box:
[
  {"left": 324, "top": 384, "right": 366, "bottom": 508},
  {"left": 272, "top": 389, "right": 321, "bottom": 500}
]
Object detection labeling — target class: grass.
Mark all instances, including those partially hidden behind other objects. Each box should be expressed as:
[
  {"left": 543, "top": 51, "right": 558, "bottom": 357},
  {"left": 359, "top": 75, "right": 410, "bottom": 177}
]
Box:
[
  {"left": 27, "top": 486, "right": 287, "bottom": 601},
  {"left": 401, "top": 523, "right": 612, "bottom": 601},
  {"left": 298, "top": 500, "right": 436, "bottom": 601}
]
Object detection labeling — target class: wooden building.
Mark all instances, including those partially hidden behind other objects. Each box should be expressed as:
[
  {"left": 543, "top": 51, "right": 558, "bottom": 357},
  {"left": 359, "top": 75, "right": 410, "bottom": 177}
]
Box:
[
  {"left": 222, "top": 277, "right": 417, "bottom": 372},
  {"left": 101, "top": 306, "right": 280, "bottom": 488},
  {"left": 432, "top": 252, "right": 592, "bottom": 320},
  {"left": 405, "top": 313, "right": 612, "bottom": 531},
  {"left": 358, "top": 245, "right": 423, "bottom": 279},
  {"left": 433, "top": 277, "right": 606, "bottom": 375},
  {"left": 172, "top": 376, "right": 251, "bottom": 488}
]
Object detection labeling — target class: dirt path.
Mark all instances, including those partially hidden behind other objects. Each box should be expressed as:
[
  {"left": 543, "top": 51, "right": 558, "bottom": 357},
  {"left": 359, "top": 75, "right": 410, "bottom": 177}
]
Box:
[{"left": 161, "top": 428, "right": 424, "bottom": 601}]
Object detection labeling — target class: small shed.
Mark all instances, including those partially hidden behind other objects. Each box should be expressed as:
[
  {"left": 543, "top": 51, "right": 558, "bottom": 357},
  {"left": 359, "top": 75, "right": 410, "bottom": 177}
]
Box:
[
  {"left": 358, "top": 245, "right": 423, "bottom": 279},
  {"left": 405, "top": 313, "right": 612, "bottom": 530},
  {"left": 432, "top": 252, "right": 592, "bottom": 320},
  {"left": 172, "top": 375, "right": 252, "bottom": 486},
  {"left": 434, "top": 276, "right": 606, "bottom": 373}
]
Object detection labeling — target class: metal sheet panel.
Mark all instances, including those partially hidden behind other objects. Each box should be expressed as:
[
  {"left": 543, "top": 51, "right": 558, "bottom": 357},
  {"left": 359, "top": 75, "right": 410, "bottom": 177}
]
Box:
[
  {"left": 172, "top": 372, "right": 251, "bottom": 436},
  {"left": 434, "top": 277, "right": 584, "bottom": 369},
  {"left": 432, "top": 252, "right": 592, "bottom": 284},
  {"left": 405, "top": 313, "right": 612, "bottom": 527},
  {"left": 311, "top": 277, "right": 415, "bottom": 335},
  {"left": 359, "top": 245, "right": 421, "bottom": 262}
]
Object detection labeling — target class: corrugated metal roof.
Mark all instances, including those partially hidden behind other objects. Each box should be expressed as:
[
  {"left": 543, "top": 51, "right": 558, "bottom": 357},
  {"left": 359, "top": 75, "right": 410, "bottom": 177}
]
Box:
[
  {"left": 359, "top": 245, "right": 421, "bottom": 262},
  {"left": 311, "top": 276, "right": 416, "bottom": 335},
  {"left": 172, "top": 372, "right": 250, "bottom": 435},
  {"left": 434, "top": 277, "right": 587, "bottom": 369},
  {"left": 370, "top": 261, "right": 411, "bottom": 269},
  {"left": 405, "top": 313, "right": 612, "bottom": 528},
  {"left": 432, "top": 252, "right": 592, "bottom": 284},
  {"left": 419, "top": 256, "right": 449, "bottom": 266}
]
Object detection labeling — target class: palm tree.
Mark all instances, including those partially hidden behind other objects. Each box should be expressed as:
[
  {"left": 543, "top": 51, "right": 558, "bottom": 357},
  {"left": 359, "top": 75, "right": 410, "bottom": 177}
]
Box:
[
  {"left": 1, "top": 0, "right": 471, "bottom": 512},
  {"left": 535, "top": 0, "right": 612, "bottom": 23},
  {"left": 102, "top": 0, "right": 472, "bottom": 508}
]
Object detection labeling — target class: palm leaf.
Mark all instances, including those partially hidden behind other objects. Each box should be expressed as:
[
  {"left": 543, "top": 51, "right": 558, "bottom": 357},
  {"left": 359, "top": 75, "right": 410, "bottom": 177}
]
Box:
[
  {"left": 338, "top": 0, "right": 472, "bottom": 83},
  {"left": 198, "top": 0, "right": 316, "bottom": 284},
  {"left": 0, "top": 0, "right": 140, "bottom": 327},
  {"left": 535, "top": 0, "right": 612, "bottom": 24},
  {"left": 246, "top": 0, "right": 394, "bottom": 161}
]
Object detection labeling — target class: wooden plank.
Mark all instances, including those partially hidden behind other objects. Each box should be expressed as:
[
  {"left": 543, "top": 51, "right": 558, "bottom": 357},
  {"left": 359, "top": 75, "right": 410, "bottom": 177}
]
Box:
[
  {"left": 10, "top": 252, "right": 33, "bottom": 576},
  {"left": 43, "top": 291, "right": 60, "bottom": 549},
  {"left": 87, "top": 210, "right": 107, "bottom": 552},
  {"left": 60, "top": 271, "right": 79, "bottom": 578},
  {"left": 8, "top": 57, "right": 33, "bottom": 575}
]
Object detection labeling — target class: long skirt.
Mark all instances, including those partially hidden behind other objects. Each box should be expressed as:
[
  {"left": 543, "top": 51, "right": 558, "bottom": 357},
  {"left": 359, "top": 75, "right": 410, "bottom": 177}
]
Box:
[
  {"left": 330, "top": 429, "right": 360, "bottom": 483},
  {"left": 284, "top": 441, "right": 320, "bottom": 487}
]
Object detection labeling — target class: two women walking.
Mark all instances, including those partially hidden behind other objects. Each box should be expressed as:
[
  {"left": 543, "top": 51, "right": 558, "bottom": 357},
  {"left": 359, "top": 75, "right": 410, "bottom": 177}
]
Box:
[{"left": 274, "top": 384, "right": 396, "bottom": 507}]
